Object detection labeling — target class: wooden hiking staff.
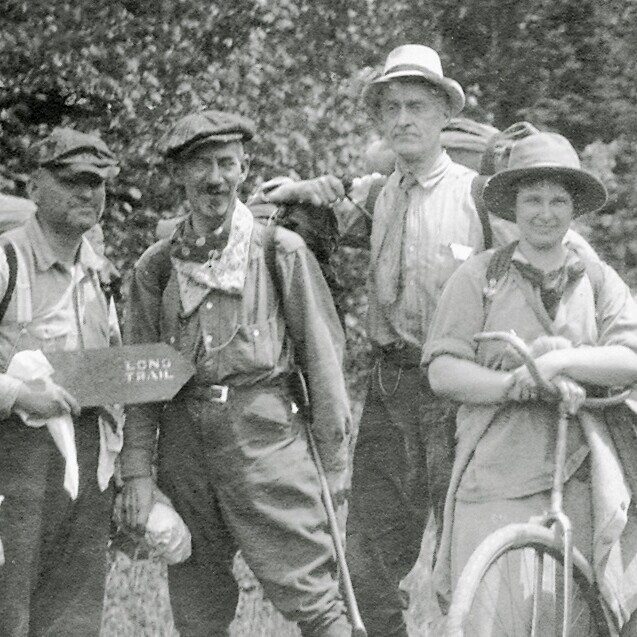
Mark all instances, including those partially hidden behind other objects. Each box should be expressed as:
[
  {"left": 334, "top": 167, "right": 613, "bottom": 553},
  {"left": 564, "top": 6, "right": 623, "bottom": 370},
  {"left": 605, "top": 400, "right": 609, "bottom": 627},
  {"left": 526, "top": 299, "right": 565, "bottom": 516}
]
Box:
[
  {"left": 305, "top": 426, "right": 367, "bottom": 637},
  {"left": 293, "top": 370, "right": 367, "bottom": 637}
]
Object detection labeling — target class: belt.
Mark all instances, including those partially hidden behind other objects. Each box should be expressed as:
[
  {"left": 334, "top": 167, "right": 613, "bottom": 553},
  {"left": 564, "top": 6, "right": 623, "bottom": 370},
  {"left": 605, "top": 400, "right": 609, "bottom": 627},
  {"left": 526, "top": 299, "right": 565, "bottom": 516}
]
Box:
[
  {"left": 374, "top": 341, "right": 422, "bottom": 369},
  {"left": 190, "top": 384, "right": 230, "bottom": 404},
  {"left": 180, "top": 377, "right": 287, "bottom": 405}
]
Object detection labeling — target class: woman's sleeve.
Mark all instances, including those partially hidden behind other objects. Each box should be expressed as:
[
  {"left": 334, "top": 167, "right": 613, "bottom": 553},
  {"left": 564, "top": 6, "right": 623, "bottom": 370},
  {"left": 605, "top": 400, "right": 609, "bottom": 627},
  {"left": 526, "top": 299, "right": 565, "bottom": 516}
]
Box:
[
  {"left": 423, "top": 256, "right": 489, "bottom": 365},
  {"left": 596, "top": 262, "right": 637, "bottom": 352}
]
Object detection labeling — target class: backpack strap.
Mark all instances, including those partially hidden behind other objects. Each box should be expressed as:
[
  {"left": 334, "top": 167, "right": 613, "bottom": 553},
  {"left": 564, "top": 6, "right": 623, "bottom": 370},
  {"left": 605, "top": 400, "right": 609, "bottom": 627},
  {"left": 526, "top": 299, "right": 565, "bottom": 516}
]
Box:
[
  {"left": 363, "top": 177, "right": 385, "bottom": 236},
  {"left": 364, "top": 172, "right": 493, "bottom": 250},
  {"left": 482, "top": 241, "right": 606, "bottom": 331},
  {"left": 485, "top": 241, "right": 517, "bottom": 287},
  {"left": 482, "top": 241, "right": 518, "bottom": 321},
  {"left": 262, "top": 223, "right": 283, "bottom": 302},
  {"left": 0, "top": 240, "right": 18, "bottom": 324},
  {"left": 581, "top": 256, "right": 604, "bottom": 305},
  {"left": 471, "top": 175, "right": 492, "bottom": 250}
]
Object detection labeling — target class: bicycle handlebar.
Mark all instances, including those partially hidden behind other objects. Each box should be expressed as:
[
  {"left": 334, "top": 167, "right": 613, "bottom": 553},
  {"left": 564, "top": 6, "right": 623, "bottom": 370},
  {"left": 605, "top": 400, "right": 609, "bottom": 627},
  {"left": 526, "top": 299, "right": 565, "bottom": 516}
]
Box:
[{"left": 474, "top": 330, "right": 631, "bottom": 408}]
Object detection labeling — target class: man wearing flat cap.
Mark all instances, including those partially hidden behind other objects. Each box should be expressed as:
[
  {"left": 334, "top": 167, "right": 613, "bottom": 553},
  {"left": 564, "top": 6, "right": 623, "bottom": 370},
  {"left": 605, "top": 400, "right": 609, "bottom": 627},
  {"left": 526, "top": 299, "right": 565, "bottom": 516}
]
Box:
[
  {"left": 0, "top": 127, "right": 122, "bottom": 636},
  {"left": 120, "top": 110, "right": 353, "bottom": 636}
]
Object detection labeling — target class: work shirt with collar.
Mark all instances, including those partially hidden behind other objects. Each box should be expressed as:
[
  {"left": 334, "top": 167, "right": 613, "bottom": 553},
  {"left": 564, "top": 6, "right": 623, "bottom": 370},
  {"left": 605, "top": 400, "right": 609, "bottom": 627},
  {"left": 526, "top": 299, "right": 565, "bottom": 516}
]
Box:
[
  {"left": 121, "top": 206, "right": 351, "bottom": 480},
  {"left": 367, "top": 151, "right": 484, "bottom": 349},
  {"left": 0, "top": 215, "right": 110, "bottom": 417},
  {"left": 423, "top": 242, "right": 637, "bottom": 502},
  {"left": 336, "top": 152, "right": 603, "bottom": 352}
]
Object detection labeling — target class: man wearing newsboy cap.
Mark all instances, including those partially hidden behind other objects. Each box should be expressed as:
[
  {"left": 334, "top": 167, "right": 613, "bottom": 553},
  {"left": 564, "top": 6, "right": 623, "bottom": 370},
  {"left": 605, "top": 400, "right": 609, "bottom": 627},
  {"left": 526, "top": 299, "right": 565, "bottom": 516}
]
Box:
[
  {"left": 0, "top": 127, "right": 122, "bottom": 636},
  {"left": 120, "top": 110, "right": 353, "bottom": 636}
]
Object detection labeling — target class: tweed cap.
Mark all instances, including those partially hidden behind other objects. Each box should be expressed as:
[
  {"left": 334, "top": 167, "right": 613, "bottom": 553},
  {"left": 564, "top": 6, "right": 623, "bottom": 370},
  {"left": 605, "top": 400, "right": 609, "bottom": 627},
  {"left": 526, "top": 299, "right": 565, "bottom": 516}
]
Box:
[
  {"left": 30, "top": 127, "right": 119, "bottom": 179},
  {"left": 160, "top": 110, "right": 256, "bottom": 159}
]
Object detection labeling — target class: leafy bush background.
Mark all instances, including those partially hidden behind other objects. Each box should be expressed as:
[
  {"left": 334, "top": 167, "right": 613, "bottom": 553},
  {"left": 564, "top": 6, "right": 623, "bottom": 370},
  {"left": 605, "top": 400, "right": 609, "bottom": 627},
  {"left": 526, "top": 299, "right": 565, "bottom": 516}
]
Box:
[
  {"left": 3, "top": 1, "right": 637, "bottom": 633},
  {"left": 3, "top": 0, "right": 637, "bottom": 296}
]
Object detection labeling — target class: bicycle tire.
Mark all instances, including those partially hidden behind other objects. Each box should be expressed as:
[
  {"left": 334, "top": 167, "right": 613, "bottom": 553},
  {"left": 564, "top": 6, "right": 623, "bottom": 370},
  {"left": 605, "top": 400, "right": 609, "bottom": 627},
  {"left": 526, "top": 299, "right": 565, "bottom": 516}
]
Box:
[{"left": 445, "top": 523, "right": 613, "bottom": 637}]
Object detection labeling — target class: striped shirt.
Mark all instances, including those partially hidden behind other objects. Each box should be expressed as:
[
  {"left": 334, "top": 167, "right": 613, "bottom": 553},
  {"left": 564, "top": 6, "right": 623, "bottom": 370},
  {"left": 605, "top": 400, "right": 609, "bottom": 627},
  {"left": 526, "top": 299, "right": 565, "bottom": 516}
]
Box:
[{"left": 368, "top": 151, "right": 484, "bottom": 348}]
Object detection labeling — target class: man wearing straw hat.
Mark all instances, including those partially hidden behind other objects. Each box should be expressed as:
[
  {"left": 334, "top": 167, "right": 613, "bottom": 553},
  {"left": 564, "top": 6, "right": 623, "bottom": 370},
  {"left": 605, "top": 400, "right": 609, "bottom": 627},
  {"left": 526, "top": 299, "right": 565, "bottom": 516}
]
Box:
[
  {"left": 252, "top": 44, "right": 606, "bottom": 636},
  {"left": 335, "top": 44, "right": 494, "bottom": 637}
]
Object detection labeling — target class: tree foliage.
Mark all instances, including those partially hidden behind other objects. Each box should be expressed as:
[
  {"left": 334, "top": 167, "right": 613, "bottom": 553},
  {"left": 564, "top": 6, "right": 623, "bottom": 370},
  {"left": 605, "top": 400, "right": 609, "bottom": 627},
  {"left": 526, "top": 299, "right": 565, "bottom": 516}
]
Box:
[{"left": 2, "top": 0, "right": 637, "bottom": 383}]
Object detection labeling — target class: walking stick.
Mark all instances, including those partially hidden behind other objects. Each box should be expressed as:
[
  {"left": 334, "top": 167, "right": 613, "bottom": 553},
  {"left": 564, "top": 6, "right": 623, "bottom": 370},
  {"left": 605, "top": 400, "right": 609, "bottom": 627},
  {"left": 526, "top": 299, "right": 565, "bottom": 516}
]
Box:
[{"left": 294, "top": 372, "right": 367, "bottom": 637}]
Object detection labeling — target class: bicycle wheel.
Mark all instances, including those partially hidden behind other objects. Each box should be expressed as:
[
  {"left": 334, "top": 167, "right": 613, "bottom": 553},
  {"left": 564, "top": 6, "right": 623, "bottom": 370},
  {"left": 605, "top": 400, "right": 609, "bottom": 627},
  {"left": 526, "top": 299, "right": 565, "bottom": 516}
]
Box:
[{"left": 445, "top": 523, "right": 613, "bottom": 637}]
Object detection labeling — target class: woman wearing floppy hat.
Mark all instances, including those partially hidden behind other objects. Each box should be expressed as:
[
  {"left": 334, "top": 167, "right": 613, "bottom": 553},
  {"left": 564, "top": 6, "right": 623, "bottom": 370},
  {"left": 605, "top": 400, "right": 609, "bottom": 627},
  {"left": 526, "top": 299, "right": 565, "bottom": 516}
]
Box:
[{"left": 423, "top": 132, "right": 637, "bottom": 634}]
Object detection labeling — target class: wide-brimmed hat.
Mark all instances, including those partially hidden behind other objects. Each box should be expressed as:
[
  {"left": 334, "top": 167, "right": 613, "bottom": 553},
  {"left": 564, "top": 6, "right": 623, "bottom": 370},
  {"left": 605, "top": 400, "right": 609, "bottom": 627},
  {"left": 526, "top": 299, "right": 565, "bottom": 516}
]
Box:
[
  {"left": 31, "top": 128, "right": 119, "bottom": 179},
  {"left": 482, "top": 132, "right": 607, "bottom": 221},
  {"left": 363, "top": 45, "right": 465, "bottom": 117},
  {"left": 160, "top": 110, "right": 256, "bottom": 159}
]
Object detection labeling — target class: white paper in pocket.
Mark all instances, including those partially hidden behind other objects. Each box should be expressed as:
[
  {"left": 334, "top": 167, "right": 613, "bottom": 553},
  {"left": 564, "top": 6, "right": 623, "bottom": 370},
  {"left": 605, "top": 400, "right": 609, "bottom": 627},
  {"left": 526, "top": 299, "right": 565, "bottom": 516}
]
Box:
[{"left": 449, "top": 243, "right": 474, "bottom": 261}]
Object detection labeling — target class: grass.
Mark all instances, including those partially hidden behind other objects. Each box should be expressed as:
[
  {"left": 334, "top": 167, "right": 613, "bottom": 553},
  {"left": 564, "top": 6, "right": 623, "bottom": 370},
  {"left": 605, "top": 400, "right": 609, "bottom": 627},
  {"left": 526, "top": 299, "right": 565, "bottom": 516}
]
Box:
[
  {"left": 101, "top": 395, "right": 447, "bottom": 636},
  {"left": 101, "top": 521, "right": 445, "bottom": 636}
]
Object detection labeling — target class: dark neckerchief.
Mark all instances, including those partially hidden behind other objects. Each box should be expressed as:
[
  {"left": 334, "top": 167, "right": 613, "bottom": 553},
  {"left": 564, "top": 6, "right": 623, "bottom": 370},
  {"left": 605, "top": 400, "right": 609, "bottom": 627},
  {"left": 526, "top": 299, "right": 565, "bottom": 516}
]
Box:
[
  {"left": 512, "top": 251, "right": 586, "bottom": 320},
  {"left": 169, "top": 216, "right": 230, "bottom": 264}
]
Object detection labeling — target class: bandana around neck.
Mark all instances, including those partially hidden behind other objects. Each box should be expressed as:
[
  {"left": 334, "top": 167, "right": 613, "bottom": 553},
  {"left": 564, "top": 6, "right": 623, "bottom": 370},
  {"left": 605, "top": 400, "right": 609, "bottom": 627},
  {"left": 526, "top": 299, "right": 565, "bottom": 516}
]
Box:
[
  {"left": 171, "top": 200, "right": 254, "bottom": 316},
  {"left": 512, "top": 247, "right": 586, "bottom": 320}
]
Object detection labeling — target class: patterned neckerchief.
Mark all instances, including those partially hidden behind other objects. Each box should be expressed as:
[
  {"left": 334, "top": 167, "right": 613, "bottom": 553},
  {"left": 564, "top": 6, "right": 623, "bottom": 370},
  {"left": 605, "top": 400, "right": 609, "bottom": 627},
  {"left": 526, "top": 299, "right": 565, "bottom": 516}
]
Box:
[
  {"left": 512, "top": 247, "right": 586, "bottom": 320},
  {"left": 170, "top": 200, "right": 254, "bottom": 316}
]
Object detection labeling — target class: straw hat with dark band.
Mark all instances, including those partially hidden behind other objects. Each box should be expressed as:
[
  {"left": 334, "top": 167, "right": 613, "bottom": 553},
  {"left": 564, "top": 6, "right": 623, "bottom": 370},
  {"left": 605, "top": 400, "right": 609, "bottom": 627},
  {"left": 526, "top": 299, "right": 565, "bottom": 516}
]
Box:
[{"left": 363, "top": 44, "right": 465, "bottom": 117}]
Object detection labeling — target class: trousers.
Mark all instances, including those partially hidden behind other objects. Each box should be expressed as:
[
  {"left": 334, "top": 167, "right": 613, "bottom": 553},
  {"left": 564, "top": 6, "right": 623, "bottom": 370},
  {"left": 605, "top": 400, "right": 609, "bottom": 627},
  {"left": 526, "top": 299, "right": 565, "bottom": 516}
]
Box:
[
  {"left": 0, "top": 411, "right": 112, "bottom": 637},
  {"left": 346, "top": 359, "right": 456, "bottom": 637},
  {"left": 157, "top": 384, "right": 351, "bottom": 637}
]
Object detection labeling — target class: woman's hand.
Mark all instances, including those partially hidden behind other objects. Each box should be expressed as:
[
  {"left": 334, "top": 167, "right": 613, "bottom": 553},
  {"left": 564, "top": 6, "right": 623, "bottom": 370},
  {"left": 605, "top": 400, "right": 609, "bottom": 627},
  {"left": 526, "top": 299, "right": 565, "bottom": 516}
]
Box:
[
  {"left": 507, "top": 346, "right": 574, "bottom": 400},
  {"left": 506, "top": 362, "right": 586, "bottom": 414},
  {"left": 506, "top": 368, "right": 540, "bottom": 402},
  {"left": 551, "top": 375, "right": 586, "bottom": 415}
]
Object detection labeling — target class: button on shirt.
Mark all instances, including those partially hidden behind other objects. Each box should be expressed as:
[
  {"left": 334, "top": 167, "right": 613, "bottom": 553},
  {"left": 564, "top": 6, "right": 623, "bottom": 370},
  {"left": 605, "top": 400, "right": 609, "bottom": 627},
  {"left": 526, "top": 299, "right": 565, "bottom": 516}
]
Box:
[
  {"left": 122, "top": 220, "right": 351, "bottom": 479},
  {"left": 0, "top": 216, "right": 110, "bottom": 416},
  {"left": 368, "top": 151, "right": 485, "bottom": 348},
  {"left": 424, "top": 246, "right": 637, "bottom": 501}
]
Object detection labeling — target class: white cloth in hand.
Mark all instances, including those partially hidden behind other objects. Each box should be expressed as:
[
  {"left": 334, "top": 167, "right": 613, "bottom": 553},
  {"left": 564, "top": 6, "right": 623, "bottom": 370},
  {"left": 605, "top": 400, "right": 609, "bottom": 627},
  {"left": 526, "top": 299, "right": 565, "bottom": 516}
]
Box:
[
  {"left": 145, "top": 499, "right": 192, "bottom": 565},
  {"left": 7, "top": 350, "right": 79, "bottom": 499}
]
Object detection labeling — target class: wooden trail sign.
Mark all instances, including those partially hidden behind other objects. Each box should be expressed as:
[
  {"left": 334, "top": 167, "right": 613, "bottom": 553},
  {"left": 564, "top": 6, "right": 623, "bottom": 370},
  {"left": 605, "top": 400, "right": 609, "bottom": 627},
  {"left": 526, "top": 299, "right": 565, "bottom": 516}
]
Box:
[{"left": 45, "top": 343, "right": 195, "bottom": 407}]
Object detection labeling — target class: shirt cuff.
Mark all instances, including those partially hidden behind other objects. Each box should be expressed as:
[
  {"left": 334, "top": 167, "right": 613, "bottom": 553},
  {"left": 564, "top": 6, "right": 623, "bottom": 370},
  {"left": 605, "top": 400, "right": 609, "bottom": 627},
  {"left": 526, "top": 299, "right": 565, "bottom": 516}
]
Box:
[
  {"left": 422, "top": 337, "right": 477, "bottom": 366},
  {"left": 119, "top": 447, "right": 154, "bottom": 480}
]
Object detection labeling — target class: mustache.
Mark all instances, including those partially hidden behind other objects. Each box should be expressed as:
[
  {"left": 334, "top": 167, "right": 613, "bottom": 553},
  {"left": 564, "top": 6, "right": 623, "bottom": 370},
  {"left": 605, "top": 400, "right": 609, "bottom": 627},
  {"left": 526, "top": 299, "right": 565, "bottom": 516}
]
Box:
[{"left": 200, "top": 186, "right": 228, "bottom": 195}]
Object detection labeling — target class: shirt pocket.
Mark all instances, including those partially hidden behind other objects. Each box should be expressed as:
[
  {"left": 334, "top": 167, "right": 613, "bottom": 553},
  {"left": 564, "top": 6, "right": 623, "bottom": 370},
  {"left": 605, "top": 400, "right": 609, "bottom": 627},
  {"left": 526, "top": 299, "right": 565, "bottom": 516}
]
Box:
[
  {"left": 436, "top": 243, "right": 472, "bottom": 292},
  {"left": 215, "top": 314, "right": 278, "bottom": 378},
  {"left": 27, "top": 310, "right": 75, "bottom": 352}
]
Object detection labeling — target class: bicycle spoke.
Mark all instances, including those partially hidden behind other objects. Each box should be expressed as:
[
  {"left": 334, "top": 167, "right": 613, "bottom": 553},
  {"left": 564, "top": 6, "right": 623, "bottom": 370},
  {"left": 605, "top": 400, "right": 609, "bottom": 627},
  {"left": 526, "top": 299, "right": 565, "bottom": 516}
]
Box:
[{"left": 455, "top": 543, "right": 607, "bottom": 636}]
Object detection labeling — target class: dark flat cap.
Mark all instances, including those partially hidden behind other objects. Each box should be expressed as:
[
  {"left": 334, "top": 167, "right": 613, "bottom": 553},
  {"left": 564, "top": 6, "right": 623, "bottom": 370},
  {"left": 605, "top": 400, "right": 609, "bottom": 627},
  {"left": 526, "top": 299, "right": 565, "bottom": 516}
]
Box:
[
  {"left": 160, "top": 110, "right": 256, "bottom": 159},
  {"left": 30, "top": 127, "right": 119, "bottom": 179}
]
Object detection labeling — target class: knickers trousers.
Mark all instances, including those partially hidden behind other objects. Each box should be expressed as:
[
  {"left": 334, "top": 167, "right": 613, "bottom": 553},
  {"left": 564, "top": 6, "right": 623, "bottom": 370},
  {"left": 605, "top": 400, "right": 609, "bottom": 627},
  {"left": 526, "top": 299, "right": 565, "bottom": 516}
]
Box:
[
  {"left": 346, "top": 361, "right": 456, "bottom": 637},
  {"left": 0, "top": 411, "right": 112, "bottom": 637},
  {"left": 157, "top": 385, "right": 351, "bottom": 637}
]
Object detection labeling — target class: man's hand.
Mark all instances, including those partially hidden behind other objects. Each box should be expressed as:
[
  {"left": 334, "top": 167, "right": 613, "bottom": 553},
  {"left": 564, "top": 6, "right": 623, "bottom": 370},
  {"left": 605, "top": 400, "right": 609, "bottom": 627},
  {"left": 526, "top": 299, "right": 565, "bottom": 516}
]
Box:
[
  {"left": 14, "top": 378, "right": 81, "bottom": 421},
  {"left": 122, "top": 476, "right": 154, "bottom": 532},
  {"left": 265, "top": 176, "right": 345, "bottom": 207}
]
